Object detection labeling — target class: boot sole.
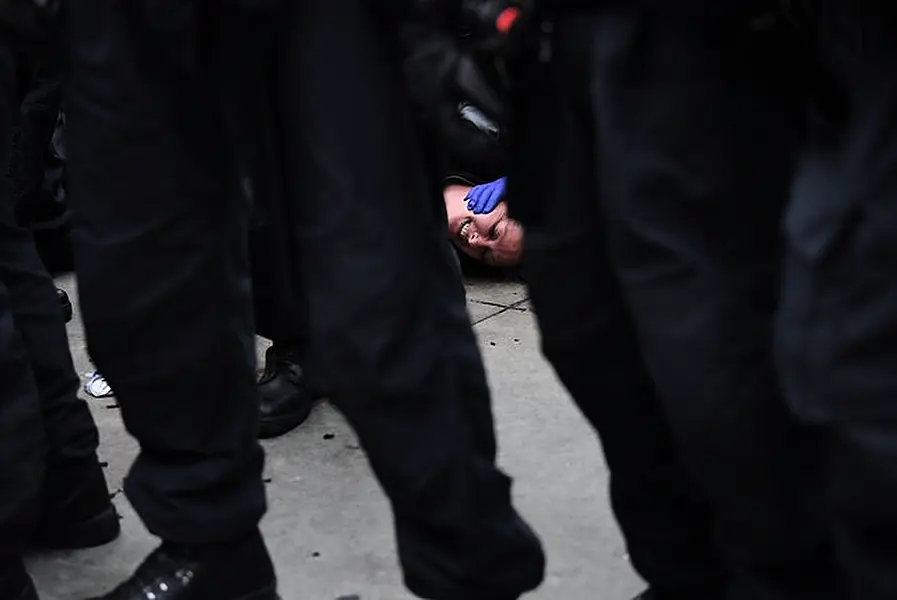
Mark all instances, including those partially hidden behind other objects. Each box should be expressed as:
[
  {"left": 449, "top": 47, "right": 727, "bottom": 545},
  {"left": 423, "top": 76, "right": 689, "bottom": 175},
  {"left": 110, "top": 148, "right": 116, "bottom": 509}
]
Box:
[
  {"left": 258, "top": 405, "right": 313, "bottom": 440},
  {"left": 33, "top": 503, "right": 122, "bottom": 550}
]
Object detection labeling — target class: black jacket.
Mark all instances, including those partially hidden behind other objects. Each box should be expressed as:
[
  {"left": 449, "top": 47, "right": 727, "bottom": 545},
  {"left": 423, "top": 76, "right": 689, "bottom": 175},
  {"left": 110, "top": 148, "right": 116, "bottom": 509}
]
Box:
[
  {"left": 400, "top": 15, "right": 510, "bottom": 187},
  {"left": 0, "top": 0, "right": 58, "bottom": 49}
]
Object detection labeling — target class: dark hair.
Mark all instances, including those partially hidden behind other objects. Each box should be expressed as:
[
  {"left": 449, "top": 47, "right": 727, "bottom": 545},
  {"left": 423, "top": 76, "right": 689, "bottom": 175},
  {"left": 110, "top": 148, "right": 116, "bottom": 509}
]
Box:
[{"left": 455, "top": 247, "right": 521, "bottom": 279}]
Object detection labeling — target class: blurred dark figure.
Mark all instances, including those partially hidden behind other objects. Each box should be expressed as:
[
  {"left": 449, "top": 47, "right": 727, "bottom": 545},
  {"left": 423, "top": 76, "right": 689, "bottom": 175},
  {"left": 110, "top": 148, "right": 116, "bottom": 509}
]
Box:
[
  {"left": 403, "top": 3, "right": 525, "bottom": 273},
  {"left": 248, "top": 146, "right": 316, "bottom": 440},
  {"left": 8, "top": 52, "right": 319, "bottom": 436},
  {"left": 8, "top": 49, "right": 73, "bottom": 327},
  {"left": 62, "top": 0, "right": 544, "bottom": 599},
  {"left": 0, "top": 7, "right": 120, "bottom": 600},
  {"left": 506, "top": 1, "right": 840, "bottom": 599},
  {"left": 408, "top": 4, "right": 729, "bottom": 599},
  {"left": 8, "top": 58, "right": 70, "bottom": 275},
  {"left": 775, "top": 2, "right": 897, "bottom": 599},
  {"left": 10, "top": 58, "right": 74, "bottom": 327},
  {"left": 241, "top": 49, "right": 316, "bottom": 439}
]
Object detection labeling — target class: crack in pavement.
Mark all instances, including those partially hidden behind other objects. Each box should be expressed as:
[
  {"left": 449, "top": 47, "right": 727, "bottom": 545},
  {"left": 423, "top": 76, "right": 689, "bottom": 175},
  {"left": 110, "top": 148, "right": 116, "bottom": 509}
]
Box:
[{"left": 470, "top": 298, "right": 530, "bottom": 325}]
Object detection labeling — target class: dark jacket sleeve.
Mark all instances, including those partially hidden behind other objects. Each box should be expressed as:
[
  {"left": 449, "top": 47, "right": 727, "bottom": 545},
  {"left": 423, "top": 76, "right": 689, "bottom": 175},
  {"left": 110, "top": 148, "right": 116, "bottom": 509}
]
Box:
[
  {"left": 442, "top": 102, "right": 506, "bottom": 184},
  {"left": 400, "top": 19, "right": 508, "bottom": 186}
]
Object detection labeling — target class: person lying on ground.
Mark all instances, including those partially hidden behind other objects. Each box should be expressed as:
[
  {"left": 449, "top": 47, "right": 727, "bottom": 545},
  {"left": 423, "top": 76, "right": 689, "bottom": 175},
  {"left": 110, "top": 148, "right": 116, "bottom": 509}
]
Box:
[
  {"left": 445, "top": 177, "right": 523, "bottom": 267},
  {"left": 401, "top": 16, "right": 524, "bottom": 269}
]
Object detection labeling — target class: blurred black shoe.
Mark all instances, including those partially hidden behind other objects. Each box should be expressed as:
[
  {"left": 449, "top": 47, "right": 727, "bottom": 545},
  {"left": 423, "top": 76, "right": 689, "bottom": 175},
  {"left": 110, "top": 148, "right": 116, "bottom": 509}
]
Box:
[
  {"left": 56, "top": 287, "right": 72, "bottom": 323},
  {"left": 0, "top": 560, "right": 38, "bottom": 600},
  {"left": 257, "top": 344, "right": 313, "bottom": 439},
  {"left": 84, "top": 530, "right": 279, "bottom": 600},
  {"left": 33, "top": 457, "right": 120, "bottom": 550}
]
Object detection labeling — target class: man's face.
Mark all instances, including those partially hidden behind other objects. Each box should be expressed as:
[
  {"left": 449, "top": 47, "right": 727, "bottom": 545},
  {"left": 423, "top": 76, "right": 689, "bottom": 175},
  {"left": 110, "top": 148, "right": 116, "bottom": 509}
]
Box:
[{"left": 444, "top": 185, "right": 524, "bottom": 267}]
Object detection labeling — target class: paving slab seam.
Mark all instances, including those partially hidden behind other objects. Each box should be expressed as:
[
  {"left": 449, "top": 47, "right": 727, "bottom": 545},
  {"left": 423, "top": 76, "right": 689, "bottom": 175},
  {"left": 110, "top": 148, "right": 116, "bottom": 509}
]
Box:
[
  {"left": 469, "top": 297, "right": 530, "bottom": 310},
  {"left": 471, "top": 298, "right": 531, "bottom": 325},
  {"left": 472, "top": 306, "right": 511, "bottom": 325},
  {"left": 469, "top": 299, "right": 516, "bottom": 310}
]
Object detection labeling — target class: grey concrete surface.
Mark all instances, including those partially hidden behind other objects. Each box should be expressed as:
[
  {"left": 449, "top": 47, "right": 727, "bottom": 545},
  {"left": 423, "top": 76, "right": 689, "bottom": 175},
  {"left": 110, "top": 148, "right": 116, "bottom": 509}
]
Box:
[{"left": 26, "top": 274, "right": 643, "bottom": 600}]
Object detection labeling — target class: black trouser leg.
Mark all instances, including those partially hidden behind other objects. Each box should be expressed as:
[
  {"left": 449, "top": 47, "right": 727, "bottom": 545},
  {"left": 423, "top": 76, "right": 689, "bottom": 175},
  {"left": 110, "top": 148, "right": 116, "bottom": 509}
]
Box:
[
  {"left": 543, "top": 11, "right": 838, "bottom": 599},
  {"left": 0, "top": 270, "right": 43, "bottom": 559},
  {"left": 245, "top": 63, "right": 307, "bottom": 351},
  {"left": 63, "top": 0, "right": 266, "bottom": 543},
  {"left": 1, "top": 35, "right": 100, "bottom": 556},
  {"left": 249, "top": 217, "right": 308, "bottom": 349},
  {"left": 0, "top": 40, "right": 44, "bottom": 558},
  {"left": 10, "top": 55, "right": 61, "bottom": 221},
  {"left": 275, "top": 1, "right": 544, "bottom": 597},
  {"left": 777, "top": 4, "right": 897, "bottom": 598},
  {"left": 3, "top": 62, "right": 96, "bottom": 495},
  {"left": 519, "top": 56, "right": 727, "bottom": 594}
]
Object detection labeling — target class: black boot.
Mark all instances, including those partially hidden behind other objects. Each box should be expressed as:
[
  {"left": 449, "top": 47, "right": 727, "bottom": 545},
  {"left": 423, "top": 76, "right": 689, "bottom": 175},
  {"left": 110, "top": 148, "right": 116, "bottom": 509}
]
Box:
[
  {"left": 32, "top": 457, "right": 121, "bottom": 550},
  {"left": 0, "top": 559, "right": 39, "bottom": 600},
  {"left": 57, "top": 287, "right": 73, "bottom": 323},
  {"left": 257, "top": 344, "right": 313, "bottom": 439},
  {"left": 84, "top": 530, "right": 279, "bottom": 600}
]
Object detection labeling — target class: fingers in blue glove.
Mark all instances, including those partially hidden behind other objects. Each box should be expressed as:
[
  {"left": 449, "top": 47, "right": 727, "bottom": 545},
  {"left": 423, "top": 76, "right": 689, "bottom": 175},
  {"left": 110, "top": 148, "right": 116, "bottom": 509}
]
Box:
[
  {"left": 465, "top": 188, "right": 483, "bottom": 213},
  {"left": 466, "top": 177, "right": 507, "bottom": 215},
  {"left": 468, "top": 190, "right": 486, "bottom": 214},
  {"left": 474, "top": 186, "right": 501, "bottom": 214}
]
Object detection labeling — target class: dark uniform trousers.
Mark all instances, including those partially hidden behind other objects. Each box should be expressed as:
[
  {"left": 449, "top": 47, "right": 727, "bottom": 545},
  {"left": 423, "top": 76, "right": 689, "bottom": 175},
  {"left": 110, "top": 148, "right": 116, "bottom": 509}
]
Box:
[
  {"left": 776, "top": 2, "right": 897, "bottom": 598},
  {"left": 244, "top": 60, "right": 307, "bottom": 351},
  {"left": 512, "top": 8, "right": 840, "bottom": 600},
  {"left": 63, "top": 0, "right": 545, "bottom": 598},
  {"left": 248, "top": 190, "right": 308, "bottom": 351},
  {"left": 0, "top": 39, "right": 99, "bottom": 557}
]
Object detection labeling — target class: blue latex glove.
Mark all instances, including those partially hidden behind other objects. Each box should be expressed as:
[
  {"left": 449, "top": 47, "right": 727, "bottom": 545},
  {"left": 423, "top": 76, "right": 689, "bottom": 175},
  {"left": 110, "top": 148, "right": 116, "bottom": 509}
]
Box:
[{"left": 466, "top": 177, "right": 506, "bottom": 215}]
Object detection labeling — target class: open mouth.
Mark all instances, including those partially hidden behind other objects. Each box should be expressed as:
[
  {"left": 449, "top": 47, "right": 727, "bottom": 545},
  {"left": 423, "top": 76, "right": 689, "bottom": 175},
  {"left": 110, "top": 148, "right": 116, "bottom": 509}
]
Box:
[{"left": 459, "top": 219, "right": 473, "bottom": 244}]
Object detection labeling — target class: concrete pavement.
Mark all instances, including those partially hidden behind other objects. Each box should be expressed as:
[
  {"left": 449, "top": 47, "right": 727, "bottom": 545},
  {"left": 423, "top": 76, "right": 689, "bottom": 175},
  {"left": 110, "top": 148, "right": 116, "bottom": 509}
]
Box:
[{"left": 27, "top": 274, "right": 643, "bottom": 600}]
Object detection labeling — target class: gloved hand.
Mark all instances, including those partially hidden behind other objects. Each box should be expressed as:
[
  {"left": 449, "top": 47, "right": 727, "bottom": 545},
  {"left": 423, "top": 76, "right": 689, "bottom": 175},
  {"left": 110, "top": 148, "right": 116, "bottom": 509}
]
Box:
[{"left": 466, "top": 177, "right": 506, "bottom": 214}]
